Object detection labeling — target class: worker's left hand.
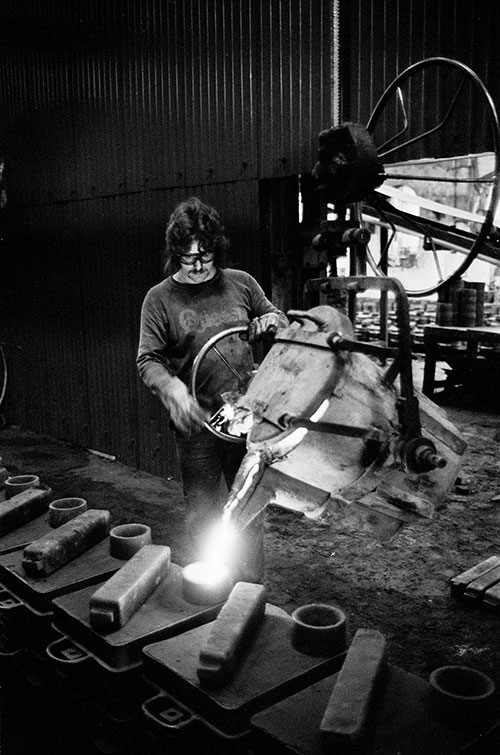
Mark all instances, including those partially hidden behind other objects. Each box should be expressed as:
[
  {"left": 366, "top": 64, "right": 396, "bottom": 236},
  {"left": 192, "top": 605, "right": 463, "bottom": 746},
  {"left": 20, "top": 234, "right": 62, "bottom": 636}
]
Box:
[{"left": 247, "top": 313, "right": 281, "bottom": 344}]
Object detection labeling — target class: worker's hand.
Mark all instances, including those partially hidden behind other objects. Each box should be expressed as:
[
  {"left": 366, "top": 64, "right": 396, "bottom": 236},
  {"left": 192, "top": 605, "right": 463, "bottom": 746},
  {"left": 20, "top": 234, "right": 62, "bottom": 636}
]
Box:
[
  {"left": 247, "top": 313, "right": 281, "bottom": 344},
  {"left": 159, "top": 377, "right": 208, "bottom": 435}
]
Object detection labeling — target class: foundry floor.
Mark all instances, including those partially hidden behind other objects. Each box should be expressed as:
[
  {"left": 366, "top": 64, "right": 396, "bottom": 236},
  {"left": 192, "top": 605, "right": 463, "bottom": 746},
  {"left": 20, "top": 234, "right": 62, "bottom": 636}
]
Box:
[{"left": 2, "top": 362, "right": 500, "bottom": 752}]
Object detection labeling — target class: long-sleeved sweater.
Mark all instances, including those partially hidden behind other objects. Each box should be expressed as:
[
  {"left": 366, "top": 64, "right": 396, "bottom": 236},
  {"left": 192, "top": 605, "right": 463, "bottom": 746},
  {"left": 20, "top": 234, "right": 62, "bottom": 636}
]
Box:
[{"left": 137, "top": 268, "right": 288, "bottom": 412}]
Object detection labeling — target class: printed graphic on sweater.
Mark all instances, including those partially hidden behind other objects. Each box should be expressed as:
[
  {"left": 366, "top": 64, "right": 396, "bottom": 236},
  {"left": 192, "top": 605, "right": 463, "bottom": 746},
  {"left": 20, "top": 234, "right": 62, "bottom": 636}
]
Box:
[{"left": 178, "top": 306, "right": 247, "bottom": 334}]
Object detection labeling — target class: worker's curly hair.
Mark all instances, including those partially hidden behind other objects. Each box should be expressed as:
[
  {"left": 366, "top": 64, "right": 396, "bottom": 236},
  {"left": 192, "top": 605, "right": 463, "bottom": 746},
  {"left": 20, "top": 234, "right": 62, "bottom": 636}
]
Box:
[{"left": 163, "top": 196, "right": 229, "bottom": 276}]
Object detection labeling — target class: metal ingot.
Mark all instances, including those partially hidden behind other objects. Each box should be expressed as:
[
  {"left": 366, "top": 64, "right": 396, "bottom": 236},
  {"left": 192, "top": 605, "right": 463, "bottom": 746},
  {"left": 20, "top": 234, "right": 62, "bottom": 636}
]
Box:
[
  {"left": 109, "top": 523, "right": 152, "bottom": 559},
  {"left": 320, "top": 628, "right": 387, "bottom": 748},
  {"left": 89, "top": 544, "right": 171, "bottom": 631},
  {"left": 4, "top": 475, "right": 40, "bottom": 500},
  {"left": 0, "top": 487, "right": 52, "bottom": 537},
  {"left": 182, "top": 561, "right": 233, "bottom": 605},
  {"left": 0, "top": 534, "right": 125, "bottom": 620},
  {"left": 291, "top": 603, "right": 347, "bottom": 657},
  {"left": 197, "top": 582, "right": 267, "bottom": 687},
  {"left": 49, "top": 498, "right": 87, "bottom": 528},
  {"left": 22, "top": 509, "right": 111, "bottom": 577}
]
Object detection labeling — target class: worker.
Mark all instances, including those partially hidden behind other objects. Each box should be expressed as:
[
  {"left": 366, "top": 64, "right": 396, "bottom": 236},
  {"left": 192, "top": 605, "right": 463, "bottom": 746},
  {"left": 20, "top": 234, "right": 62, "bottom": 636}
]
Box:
[{"left": 137, "top": 196, "right": 288, "bottom": 581}]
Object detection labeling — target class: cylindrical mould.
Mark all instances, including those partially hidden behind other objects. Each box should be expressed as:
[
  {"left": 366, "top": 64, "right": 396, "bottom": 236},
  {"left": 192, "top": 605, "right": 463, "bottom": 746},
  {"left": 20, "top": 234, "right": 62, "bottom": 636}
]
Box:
[
  {"left": 4, "top": 475, "right": 40, "bottom": 500},
  {"left": 429, "top": 665, "right": 495, "bottom": 728},
  {"left": 291, "top": 603, "right": 348, "bottom": 656},
  {"left": 182, "top": 561, "right": 233, "bottom": 605},
  {"left": 49, "top": 498, "right": 87, "bottom": 528},
  {"left": 109, "top": 523, "right": 152, "bottom": 559}
]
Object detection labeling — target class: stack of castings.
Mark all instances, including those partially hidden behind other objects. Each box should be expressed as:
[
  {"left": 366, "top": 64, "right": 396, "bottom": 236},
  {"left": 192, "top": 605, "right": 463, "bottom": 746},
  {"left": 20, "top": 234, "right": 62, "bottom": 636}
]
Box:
[{"left": 436, "top": 280, "right": 485, "bottom": 327}]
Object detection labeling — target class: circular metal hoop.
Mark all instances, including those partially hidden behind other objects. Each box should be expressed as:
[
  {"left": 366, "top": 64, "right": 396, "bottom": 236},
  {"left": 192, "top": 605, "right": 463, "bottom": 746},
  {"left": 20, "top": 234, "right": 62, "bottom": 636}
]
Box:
[
  {"left": 364, "top": 57, "right": 500, "bottom": 297},
  {"left": 190, "top": 326, "right": 250, "bottom": 444}
]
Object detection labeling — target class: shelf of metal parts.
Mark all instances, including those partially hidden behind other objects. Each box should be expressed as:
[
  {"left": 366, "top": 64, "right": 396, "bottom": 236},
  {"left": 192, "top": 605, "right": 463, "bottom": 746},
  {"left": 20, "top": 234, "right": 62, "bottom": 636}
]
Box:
[
  {"left": 250, "top": 665, "right": 500, "bottom": 755},
  {"left": 46, "top": 562, "right": 223, "bottom": 719},
  {"left": 0, "top": 537, "right": 124, "bottom": 654},
  {"left": 0, "top": 509, "right": 54, "bottom": 556},
  {"left": 142, "top": 603, "right": 346, "bottom": 740}
]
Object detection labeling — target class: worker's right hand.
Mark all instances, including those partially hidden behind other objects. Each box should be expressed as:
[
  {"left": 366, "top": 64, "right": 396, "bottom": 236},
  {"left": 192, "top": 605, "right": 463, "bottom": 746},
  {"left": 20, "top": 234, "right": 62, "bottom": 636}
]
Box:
[{"left": 160, "top": 377, "right": 208, "bottom": 435}]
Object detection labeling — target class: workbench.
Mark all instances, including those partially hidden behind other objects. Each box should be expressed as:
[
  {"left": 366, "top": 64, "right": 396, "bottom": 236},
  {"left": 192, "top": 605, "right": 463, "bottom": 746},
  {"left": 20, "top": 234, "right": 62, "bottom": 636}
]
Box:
[{"left": 422, "top": 324, "right": 500, "bottom": 400}]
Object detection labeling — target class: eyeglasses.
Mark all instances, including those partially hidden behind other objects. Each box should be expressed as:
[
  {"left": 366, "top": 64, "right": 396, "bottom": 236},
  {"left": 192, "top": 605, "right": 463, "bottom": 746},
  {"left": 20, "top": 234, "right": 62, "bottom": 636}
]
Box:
[{"left": 177, "top": 250, "right": 215, "bottom": 265}]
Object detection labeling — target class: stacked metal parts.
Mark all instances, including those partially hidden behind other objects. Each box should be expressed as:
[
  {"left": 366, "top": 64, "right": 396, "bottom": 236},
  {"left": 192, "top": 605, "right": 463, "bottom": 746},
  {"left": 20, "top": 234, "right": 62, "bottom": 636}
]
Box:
[{"left": 436, "top": 280, "right": 486, "bottom": 327}]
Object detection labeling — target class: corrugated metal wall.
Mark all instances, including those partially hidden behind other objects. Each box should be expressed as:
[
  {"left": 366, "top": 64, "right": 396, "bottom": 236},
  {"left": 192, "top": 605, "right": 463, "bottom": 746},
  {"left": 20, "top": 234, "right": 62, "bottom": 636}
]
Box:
[
  {"left": 340, "top": 0, "right": 500, "bottom": 141},
  {"left": 0, "top": 0, "right": 335, "bottom": 476},
  {"left": 1, "top": 0, "right": 334, "bottom": 200}
]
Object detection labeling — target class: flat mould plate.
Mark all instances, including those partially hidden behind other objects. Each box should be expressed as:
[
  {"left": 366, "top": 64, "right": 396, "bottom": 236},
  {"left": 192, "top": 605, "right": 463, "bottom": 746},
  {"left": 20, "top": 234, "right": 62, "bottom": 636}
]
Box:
[
  {"left": 142, "top": 604, "right": 345, "bottom": 736},
  {"left": 0, "top": 511, "right": 53, "bottom": 555},
  {"left": 251, "top": 665, "right": 500, "bottom": 754},
  {"left": 51, "top": 562, "right": 221, "bottom": 670},
  {"left": 0, "top": 538, "right": 122, "bottom": 612}
]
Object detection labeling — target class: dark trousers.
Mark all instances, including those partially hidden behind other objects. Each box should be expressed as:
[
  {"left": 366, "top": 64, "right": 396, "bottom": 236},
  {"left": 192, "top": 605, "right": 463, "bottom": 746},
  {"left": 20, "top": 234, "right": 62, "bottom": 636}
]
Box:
[{"left": 176, "top": 428, "right": 265, "bottom": 582}]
